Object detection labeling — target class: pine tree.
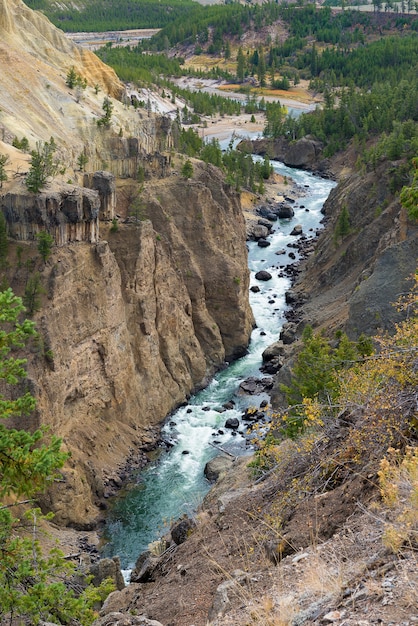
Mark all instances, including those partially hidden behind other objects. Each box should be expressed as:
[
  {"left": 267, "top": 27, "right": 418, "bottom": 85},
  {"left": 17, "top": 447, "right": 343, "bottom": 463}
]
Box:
[
  {"left": 23, "top": 272, "right": 44, "bottom": 315},
  {"left": 181, "top": 159, "right": 194, "bottom": 179},
  {"left": 0, "top": 288, "right": 114, "bottom": 624},
  {"left": 97, "top": 97, "right": 113, "bottom": 127},
  {"left": 257, "top": 47, "right": 266, "bottom": 87},
  {"left": 66, "top": 66, "right": 78, "bottom": 89},
  {"left": 0, "top": 153, "right": 9, "bottom": 189},
  {"left": 334, "top": 204, "right": 351, "bottom": 242},
  {"left": 26, "top": 139, "right": 59, "bottom": 194},
  {"left": 37, "top": 231, "right": 54, "bottom": 263},
  {"left": 77, "top": 151, "right": 89, "bottom": 171},
  {"left": 400, "top": 158, "right": 418, "bottom": 221},
  {"left": 236, "top": 46, "right": 245, "bottom": 83}
]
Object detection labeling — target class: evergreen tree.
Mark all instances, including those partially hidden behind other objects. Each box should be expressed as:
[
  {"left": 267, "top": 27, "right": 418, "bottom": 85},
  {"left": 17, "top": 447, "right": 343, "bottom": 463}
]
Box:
[
  {"left": 23, "top": 272, "right": 44, "bottom": 315},
  {"left": 97, "top": 97, "right": 113, "bottom": 127},
  {"left": 236, "top": 46, "right": 245, "bottom": 82},
  {"left": 65, "top": 66, "right": 78, "bottom": 89},
  {"left": 181, "top": 159, "right": 194, "bottom": 179},
  {"left": 0, "top": 289, "right": 114, "bottom": 624},
  {"left": 77, "top": 152, "right": 89, "bottom": 172},
  {"left": 0, "top": 154, "right": 9, "bottom": 189},
  {"left": 129, "top": 186, "right": 147, "bottom": 223},
  {"left": 224, "top": 39, "right": 231, "bottom": 60},
  {"left": 26, "top": 139, "right": 58, "bottom": 193},
  {"left": 36, "top": 231, "right": 54, "bottom": 263},
  {"left": 257, "top": 47, "right": 266, "bottom": 87},
  {"left": 334, "top": 204, "right": 351, "bottom": 241}
]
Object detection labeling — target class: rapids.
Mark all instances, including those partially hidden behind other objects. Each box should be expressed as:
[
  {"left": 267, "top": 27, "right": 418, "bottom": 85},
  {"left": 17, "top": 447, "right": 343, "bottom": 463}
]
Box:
[{"left": 102, "top": 159, "right": 335, "bottom": 574}]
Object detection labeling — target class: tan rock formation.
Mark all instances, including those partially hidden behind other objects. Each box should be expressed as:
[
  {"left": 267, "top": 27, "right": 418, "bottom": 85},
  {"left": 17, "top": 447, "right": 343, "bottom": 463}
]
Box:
[
  {"left": 1, "top": 181, "right": 100, "bottom": 243},
  {"left": 24, "top": 162, "right": 253, "bottom": 528},
  {"left": 0, "top": 0, "right": 254, "bottom": 529},
  {"left": 0, "top": 0, "right": 172, "bottom": 179}
]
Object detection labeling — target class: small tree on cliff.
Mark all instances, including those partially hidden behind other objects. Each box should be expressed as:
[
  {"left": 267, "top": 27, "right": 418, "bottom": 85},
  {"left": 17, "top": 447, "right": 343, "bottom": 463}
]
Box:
[
  {"left": 129, "top": 185, "right": 147, "bottom": 223},
  {"left": 181, "top": 159, "right": 194, "bottom": 179},
  {"left": 0, "top": 153, "right": 9, "bottom": 189},
  {"left": 334, "top": 204, "right": 351, "bottom": 244},
  {"left": 97, "top": 97, "right": 113, "bottom": 127},
  {"left": 26, "top": 138, "right": 59, "bottom": 193},
  {"left": 0, "top": 288, "right": 114, "bottom": 624},
  {"left": 37, "top": 230, "right": 54, "bottom": 264},
  {"left": 77, "top": 151, "right": 89, "bottom": 172}
]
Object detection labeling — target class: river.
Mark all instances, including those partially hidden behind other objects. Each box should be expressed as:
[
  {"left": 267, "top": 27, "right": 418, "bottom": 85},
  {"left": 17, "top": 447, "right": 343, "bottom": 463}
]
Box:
[{"left": 102, "top": 156, "right": 335, "bottom": 577}]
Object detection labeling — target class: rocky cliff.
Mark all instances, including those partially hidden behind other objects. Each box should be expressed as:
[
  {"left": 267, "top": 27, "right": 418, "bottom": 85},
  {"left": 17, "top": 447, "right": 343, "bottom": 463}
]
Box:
[
  {"left": 1, "top": 160, "right": 251, "bottom": 530},
  {"left": 0, "top": 0, "right": 254, "bottom": 528},
  {"left": 269, "top": 158, "right": 418, "bottom": 406},
  {"left": 0, "top": 0, "right": 173, "bottom": 180},
  {"left": 293, "top": 160, "right": 417, "bottom": 336}
]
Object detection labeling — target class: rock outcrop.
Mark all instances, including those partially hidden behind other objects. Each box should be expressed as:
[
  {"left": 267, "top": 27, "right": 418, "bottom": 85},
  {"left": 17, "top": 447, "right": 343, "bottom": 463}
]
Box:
[
  {"left": 270, "top": 159, "right": 418, "bottom": 406},
  {"left": 0, "top": 0, "right": 254, "bottom": 529},
  {"left": 1, "top": 183, "right": 101, "bottom": 244},
  {"left": 13, "top": 162, "right": 253, "bottom": 529},
  {"left": 237, "top": 136, "right": 330, "bottom": 175},
  {"left": 298, "top": 160, "right": 417, "bottom": 337},
  {"left": 0, "top": 0, "right": 173, "bottom": 182}
]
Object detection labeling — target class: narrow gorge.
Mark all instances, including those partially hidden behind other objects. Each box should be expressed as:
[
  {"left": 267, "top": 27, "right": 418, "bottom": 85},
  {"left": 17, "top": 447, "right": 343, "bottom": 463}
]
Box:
[
  {"left": 1, "top": 1, "right": 417, "bottom": 624},
  {"left": 0, "top": 0, "right": 255, "bottom": 529}
]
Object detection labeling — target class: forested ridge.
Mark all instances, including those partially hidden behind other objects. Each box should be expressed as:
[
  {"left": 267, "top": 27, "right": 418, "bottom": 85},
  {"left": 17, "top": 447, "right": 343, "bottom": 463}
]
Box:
[
  {"left": 95, "top": 5, "right": 418, "bottom": 166},
  {"left": 22, "top": 0, "right": 198, "bottom": 32}
]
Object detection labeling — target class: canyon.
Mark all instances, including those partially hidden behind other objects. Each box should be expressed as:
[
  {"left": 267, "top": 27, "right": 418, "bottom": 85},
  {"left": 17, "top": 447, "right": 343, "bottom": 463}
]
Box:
[
  {"left": 0, "top": 1, "right": 417, "bottom": 624},
  {"left": 0, "top": 0, "right": 254, "bottom": 529}
]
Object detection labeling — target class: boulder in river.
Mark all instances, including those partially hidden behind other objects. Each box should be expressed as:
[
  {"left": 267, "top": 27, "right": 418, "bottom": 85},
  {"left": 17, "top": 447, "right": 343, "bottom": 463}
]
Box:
[
  {"left": 204, "top": 455, "right": 234, "bottom": 482},
  {"left": 255, "top": 270, "right": 272, "bottom": 281},
  {"left": 239, "top": 376, "right": 274, "bottom": 395},
  {"left": 290, "top": 224, "right": 303, "bottom": 236},
  {"left": 224, "top": 417, "right": 239, "bottom": 430},
  {"left": 277, "top": 205, "right": 294, "bottom": 219}
]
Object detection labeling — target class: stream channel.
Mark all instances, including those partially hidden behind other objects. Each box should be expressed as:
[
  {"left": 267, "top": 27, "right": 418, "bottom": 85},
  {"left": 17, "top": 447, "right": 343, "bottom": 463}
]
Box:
[{"left": 102, "top": 143, "right": 336, "bottom": 579}]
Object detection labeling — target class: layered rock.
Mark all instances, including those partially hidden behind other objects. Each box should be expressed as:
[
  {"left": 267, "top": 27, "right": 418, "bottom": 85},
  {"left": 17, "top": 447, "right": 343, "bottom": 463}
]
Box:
[
  {"left": 238, "top": 136, "right": 330, "bottom": 175},
  {"left": 1, "top": 183, "right": 100, "bottom": 244},
  {"left": 20, "top": 162, "right": 254, "bottom": 529},
  {"left": 0, "top": 0, "right": 173, "bottom": 181}
]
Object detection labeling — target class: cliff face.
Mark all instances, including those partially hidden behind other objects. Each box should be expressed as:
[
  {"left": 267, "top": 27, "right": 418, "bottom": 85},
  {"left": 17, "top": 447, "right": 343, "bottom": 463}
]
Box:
[
  {"left": 0, "top": 0, "right": 172, "bottom": 180},
  {"left": 296, "top": 161, "right": 417, "bottom": 338},
  {"left": 22, "top": 163, "right": 253, "bottom": 529},
  {"left": 0, "top": 0, "right": 254, "bottom": 528}
]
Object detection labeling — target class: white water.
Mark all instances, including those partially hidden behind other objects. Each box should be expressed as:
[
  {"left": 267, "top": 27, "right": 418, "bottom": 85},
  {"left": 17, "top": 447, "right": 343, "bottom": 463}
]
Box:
[{"left": 103, "top": 161, "right": 335, "bottom": 570}]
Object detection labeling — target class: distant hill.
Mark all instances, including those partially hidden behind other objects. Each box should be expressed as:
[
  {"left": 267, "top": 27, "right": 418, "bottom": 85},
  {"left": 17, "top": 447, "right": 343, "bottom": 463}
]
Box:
[{"left": 22, "top": 0, "right": 203, "bottom": 32}]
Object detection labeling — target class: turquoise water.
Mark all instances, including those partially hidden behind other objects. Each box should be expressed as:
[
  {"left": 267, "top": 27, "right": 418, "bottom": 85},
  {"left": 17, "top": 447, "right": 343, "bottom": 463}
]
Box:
[{"left": 102, "top": 162, "right": 335, "bottom": 572}]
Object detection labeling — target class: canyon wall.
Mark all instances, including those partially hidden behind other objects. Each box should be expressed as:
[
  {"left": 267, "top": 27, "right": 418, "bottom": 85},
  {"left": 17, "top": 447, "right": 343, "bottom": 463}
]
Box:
[
  {"left": 0, "top": 0, "right": 254, "bottom": 530},
  {"left": 270, "top": 159, "right": 418, "bottom": 406},
  {"left": 297, "top": 160, "right": 417, "bottom": 337},
  {"left": 12, "top": 162, "right": 254, "bottom": 530}
]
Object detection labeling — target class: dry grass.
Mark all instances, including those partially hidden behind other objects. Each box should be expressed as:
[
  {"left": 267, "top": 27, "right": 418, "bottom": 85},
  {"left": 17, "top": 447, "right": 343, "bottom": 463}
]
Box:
[{"left": 296, "top": 548, "right": 345, "bottom": 597}]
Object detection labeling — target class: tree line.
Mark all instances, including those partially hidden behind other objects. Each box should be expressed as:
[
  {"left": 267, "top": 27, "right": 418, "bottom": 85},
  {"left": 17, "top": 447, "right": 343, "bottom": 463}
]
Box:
[{"left": 23, "top": 0, "right": 197, "bottom": 32}]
